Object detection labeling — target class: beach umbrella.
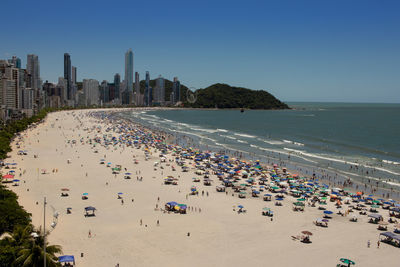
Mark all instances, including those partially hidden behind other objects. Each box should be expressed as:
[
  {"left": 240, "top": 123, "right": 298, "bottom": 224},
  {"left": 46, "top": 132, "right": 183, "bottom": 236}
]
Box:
[
  {"left": 13, "top": 179, "right": 20, "bottom": 182},
  {"left": 118, "top": 192, "right": 123, "bottom": 195},
  {"left": 301, "top": 231, "right": 312, "bottom": 236},
  {"left": 125, "top": 173, "right": 131, "bottom": 175},
  {"left": 2, "top": 174, "right": 14, "bottom": 179},
  {"left": 324, "top": 210, "right": 333, "bottom": 214},
  {"left": 297, "top": 198, "right": 306, "bottom": 202},
  {"left": 61, "top": 188, "right": 69, "bottom": 191},
  {"left": 321, "top": 219, "right": 329, "bottom": 222},
  {"left": 371, "top": 205, "right": 380, "bottom": 209},
  {"left": 340, "top": 258, "right": 355, "bottom": 266},
  {"left": 276, "top": 198, "right": 283, "bottom": 201},
  {"left": 82, "top": 193, "right": 88, "bottom": 196}
]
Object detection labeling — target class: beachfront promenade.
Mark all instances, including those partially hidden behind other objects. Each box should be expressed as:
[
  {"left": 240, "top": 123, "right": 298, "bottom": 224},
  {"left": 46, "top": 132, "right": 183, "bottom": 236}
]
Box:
[{"left": 3, "top": 109, "right": 400, "bottom": 267}]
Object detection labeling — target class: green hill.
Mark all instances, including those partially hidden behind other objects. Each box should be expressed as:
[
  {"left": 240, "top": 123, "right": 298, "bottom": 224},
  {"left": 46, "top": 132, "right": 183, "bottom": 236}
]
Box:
[
  {"left": 138, "top": 80, "right": 288, "bottom": 109},
  {"left": 187, "top": 83, "right": 289, "bottom": 109}
]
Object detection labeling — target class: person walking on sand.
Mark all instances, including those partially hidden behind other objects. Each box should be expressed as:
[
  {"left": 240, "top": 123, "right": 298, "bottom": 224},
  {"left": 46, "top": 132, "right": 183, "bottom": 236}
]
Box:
[
  {"left": 368, "top": 240, "right": 370, "bottom": 248},
  {"left": 88, "top": 230, "right": 92, "bottom": 238},
  {"left": 377, "top": 240, "right": 380, "bottom": 248}
]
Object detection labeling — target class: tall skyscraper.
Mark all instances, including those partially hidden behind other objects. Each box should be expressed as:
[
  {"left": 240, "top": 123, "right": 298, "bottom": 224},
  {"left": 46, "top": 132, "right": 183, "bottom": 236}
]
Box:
[
  {"left": 124, "top": 49, "right": 134, "bottom": 94},
  {"left": 134, "top": 72, "right": 140, "bottom": 105},
  {"left": 172, "top": 77, "right": 181, "bottom": 104},
  {"left": 83, "top": 79, "right": 99, "bottom": 106},
  {"left": 100, "top": 80, "right": 109, "bottom": 104},
  {"left": 8, "top": 56, "right": 21, "bottom": 69},
  {"left": 114, "top": 73, "right": 121, "bottom": 100},
  {"left": 64, "top": 53, "right": 72, "bottom": 99},
  {"left": 26, "top": 54, "right": 40, "bottom": 90},
  {"left": 154, "top": 75, "right": 165, "bottom": 105},
  {"left": 144, "top": 71, "right": 150, "bottom": 106},
  {"left": 72, "top": 66, "right": 77, "bottom": 84}
]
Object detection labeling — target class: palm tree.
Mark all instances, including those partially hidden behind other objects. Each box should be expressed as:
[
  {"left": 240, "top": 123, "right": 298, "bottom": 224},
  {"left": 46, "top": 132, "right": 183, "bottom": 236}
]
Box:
[
  {"left": 15, "top": 229, "right": 62, "bottom": 267},
  {"left": 6, "top": 225, "right": 33, "bottom": 248}
]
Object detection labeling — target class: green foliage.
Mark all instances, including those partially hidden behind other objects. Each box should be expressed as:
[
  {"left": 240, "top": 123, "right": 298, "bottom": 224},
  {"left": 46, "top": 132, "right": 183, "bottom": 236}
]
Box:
[
  {"left": 185, "top": 83, "right": 289, "bottom": 109},
  {"left": 0, "top": 242, "right": 17, "bottom": 267},
  {"left": 15, "top": 229, "right": 62, "bottom": 267},
  {"left": 0, "top": 184, "right": 31, "bottom": 235}
]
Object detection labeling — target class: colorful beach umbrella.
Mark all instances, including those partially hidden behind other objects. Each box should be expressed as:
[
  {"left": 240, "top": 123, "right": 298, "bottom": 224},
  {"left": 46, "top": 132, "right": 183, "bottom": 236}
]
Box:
[{"left": 340, "top": 258, "right": 355, "bottom": 266}]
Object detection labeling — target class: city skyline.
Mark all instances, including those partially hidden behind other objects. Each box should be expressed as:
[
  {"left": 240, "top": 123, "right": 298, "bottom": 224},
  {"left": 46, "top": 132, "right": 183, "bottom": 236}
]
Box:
[{"left": 1, "top": 0, "right": 400, "bottom": 103}]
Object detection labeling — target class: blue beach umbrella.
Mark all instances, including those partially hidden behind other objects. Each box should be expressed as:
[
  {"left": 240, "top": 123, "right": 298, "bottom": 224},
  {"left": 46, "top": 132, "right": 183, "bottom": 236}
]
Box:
[
  {"left": 238, "top": 205, "right": 244, "bottom": 209},
  {"left": 118, "top": 192, "right": 123, "bottom": 195},
  {"left": 82, "top": 193, "right": 88, "bottom": 196},
  {"left": 324, "top": 210, "right": 333, "bottom": 215}
]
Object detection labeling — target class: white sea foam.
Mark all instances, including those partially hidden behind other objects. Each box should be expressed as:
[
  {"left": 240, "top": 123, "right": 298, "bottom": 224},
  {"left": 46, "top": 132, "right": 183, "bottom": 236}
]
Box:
[
  {"left": 220, "top": 135, "right": 237, "bottom": 140},
  {"left": 237, "top": 140, "right": 248, "bottom": 144},
  {"left": 283, "top": 148, "right": 400, "bottom": 176},
  {"left": 283, "top": 139, "right": 305, "bottom": 146},
  {"left": 217, "top": 129, "right": 228, "bottom": 132},
  {"left": 190, "top": 127, "right": 218, "bottom": 133},
  {"left": 234, "top": 133, "right": 256, "bottom": 138},
  {"left": 383, "top": 160, "right": 400, "bottom": 165},
  {"left": 259, "top": 138, "right": 284, "bottom": 145}
]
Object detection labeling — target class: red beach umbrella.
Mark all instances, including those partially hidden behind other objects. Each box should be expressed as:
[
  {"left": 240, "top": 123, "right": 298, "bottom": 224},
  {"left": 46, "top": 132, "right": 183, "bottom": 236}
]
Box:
[{"left": 2, "top": 174, "right": 14, "bottom": 179}]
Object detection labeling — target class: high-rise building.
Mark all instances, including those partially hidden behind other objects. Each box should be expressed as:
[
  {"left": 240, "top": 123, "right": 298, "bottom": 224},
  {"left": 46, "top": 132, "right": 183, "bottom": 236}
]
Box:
[
  {"left": 134, "top": 72, "right": 140, "bottom": 105},
  {"left": 114, "top": 73, "right": 121, "bottom": 100},
  {"left": 124, "top": 49, "right": 134, "bottom": 94},
  {"left": 83, "top": 79, "right": 99, "bottom": 106},
  {"left": 57, "top": 77, "right": 68, "bottom": 104},
  {"left": 8, "top": 56, "right": 21, "bottom": 69},
  {"left": 154, "top": 75, "right": 165, "bottom": 105},
  {"left": 100, "top": 80, "right": 109, "bottom": 104},
  {"left": 26, "top": 54, "right": 40, "bottom": 90},
  {"left": 72, "top": 66, "right": 77, "bottom": 84},
  {"left": 64, "top": 53, "right": 72, "bottom": 100},
  {"left": 172, "top": 77, "right": 181, "bottom": 104},
  {"left": 144, "top": 71, "right": 150, "bottom": 106}
]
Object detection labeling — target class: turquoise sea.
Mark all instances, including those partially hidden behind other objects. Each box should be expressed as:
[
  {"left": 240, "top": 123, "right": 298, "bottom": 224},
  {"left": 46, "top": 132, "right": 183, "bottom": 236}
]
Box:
[{"left": 118, "top": 102, "right": 400, "bottom": 190}]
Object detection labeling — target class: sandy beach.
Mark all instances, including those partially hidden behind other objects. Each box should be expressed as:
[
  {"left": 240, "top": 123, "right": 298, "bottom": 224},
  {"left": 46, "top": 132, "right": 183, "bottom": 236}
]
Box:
[{"left": 3, "top": 109, "right": 400, "bottom": 267}]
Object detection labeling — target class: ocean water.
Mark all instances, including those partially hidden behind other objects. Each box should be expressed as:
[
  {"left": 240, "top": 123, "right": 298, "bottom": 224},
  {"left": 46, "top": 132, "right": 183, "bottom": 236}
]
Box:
[{"left": 118, "top": 102, "right": 400, "bottom": 189}]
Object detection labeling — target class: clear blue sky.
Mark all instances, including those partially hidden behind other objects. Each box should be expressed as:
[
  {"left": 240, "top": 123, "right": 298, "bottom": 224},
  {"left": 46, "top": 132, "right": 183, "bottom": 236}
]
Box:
[{"left": 2, "top": 0, "right": 399, "bottom": 103}]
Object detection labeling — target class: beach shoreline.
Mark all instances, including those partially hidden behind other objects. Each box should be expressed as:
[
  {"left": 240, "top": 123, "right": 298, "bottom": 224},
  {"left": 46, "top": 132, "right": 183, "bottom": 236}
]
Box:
[{"left": 2, "top": 108, "right": 400, "bottom": 267}]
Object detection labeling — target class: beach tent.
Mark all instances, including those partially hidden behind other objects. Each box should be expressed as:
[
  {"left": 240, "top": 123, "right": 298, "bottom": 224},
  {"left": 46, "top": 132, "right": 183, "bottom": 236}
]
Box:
[
  {"left": 368, "top": 214, "right": 382, "bottom": 219},
  {"left": 58, "top": 255, "right": 75, "bottom": 265},
  {"left": 84, "top": 206, "right": 96, "bottom": 217},
  {"left": 379, "top": 232, "right": 400, "bottom": 247}
]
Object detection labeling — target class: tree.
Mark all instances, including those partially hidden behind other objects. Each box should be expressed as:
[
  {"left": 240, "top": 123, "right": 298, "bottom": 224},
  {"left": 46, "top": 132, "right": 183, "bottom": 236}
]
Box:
[{"left": 15, "top": 229, "right": 62, "bottom": 267}]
